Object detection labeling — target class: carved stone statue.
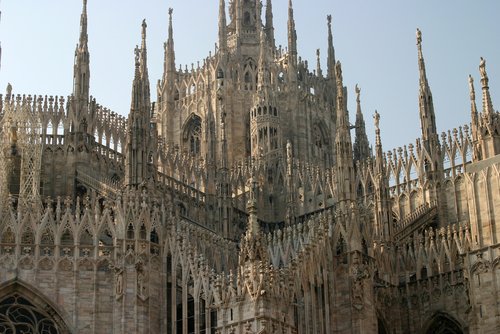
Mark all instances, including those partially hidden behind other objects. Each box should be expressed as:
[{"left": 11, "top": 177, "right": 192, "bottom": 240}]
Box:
[
  {"left": 416, "top": 28, "right": 422, "bottom": 45},
  {"left": 109, "top": 264, "right": 124, "bottom": 299},
  {"left": 468, "top": 75, "right": 475, "bottom": 100},
  {"left": 355, "top": 84, "right": 361, "bottom": 103},
  {"left": 479, "top": 57, "right": 487, "bottom": 79},
  {"left": 374, "top": 110, "right": 380, "bottom": 130},
  {"left": 136, "top": 261, "right": 147, "bottom": 299},
  {"left": 286, "top": 140, "right": 292, "bottom": 161}
]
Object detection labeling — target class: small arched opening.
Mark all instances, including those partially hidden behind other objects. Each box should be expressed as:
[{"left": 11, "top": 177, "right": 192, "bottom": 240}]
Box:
[{"left": 423, "top": 312, "right": 465, "bottom": 334}]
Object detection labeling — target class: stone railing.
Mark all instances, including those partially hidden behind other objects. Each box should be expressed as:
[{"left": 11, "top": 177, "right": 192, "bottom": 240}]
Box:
[
  {"left": 156, "top": 171, "right": 206, "bottom": 204},
  {"left": 393, "top": 200, "right": 438, "bottom": 242},
  {"left": 76, "top": 165, "right": 120, "bottom": 198}
]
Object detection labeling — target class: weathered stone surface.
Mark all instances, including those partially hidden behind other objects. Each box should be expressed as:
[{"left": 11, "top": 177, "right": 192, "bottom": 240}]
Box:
[{"left": 0, "top": 1, "right": 499, "bottom": 333}]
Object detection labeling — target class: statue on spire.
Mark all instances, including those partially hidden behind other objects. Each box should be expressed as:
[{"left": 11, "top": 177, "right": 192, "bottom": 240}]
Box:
[
  {"left": 468, "top": 74, "right": 475, "bottom": 101},
  {"left": 479, "top": 57, "right": 487, "bottom": 79},
  {"left": 374, "top": 110, "right": 380, "bottom": 131},
  {"left": 416, "top": 28, "right": 422, "bottom": 45}
]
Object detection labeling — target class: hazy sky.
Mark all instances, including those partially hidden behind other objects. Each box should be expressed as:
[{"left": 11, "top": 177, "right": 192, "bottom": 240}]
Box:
[{"left": 1, "top": 0, "right": 499, "bottom": 150}]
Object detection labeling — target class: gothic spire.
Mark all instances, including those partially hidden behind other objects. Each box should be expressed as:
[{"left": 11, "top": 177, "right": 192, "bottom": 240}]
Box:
[
  {"left": 335, "top": 62, "right": 349, "bottom": 135},
  {"left": 130, "top": 20, "right": 150, "bottom": 118},
  {"left": 373, "top": 110, "right": 391, "bottom": 241},
  {"left": 327, "top": 15, "right": 336, "bottom": 80},
  {"left": 479, "top": 57, "right": 495, "bottom": 119},
  {"left": 353, "top": 84, "right": 370, "bottom": 162},
  {"left": 287, "top": 0, "right": 297, "bottom": 67},
  {"left": 164, "top": 8, "right": 176, "bottom": 77},
  {"left": 373, "top": 110, "right": 383, "bottom": 173},
  {"left": 334, "top": 61, "right": 355, "bottom": 205},
  {"left": 257, "top": 28, "right": 270, "bottom": 92},
  {"left": 79, "top": 0, "right": 88, "bottom": 48},
  {"left": 73, "top": 0, "right": 90, "bottom": 104},
  {"left": 469, "top": 74, "right": 479, "bottom": 138},
  {"left": 140, "top": 19, "right": 149, "bottom": 82},
  {"left": 70, "top": 0, "right": 91, "bottom": 134},
  {"left": 218, "top": 90, "right": 230, "bottom": 238},
  {"left": 316, "top": 49, "right": 323, "bottom": 77},
  {"left": 265, "top": 0, "right": 275, "bottom": 52},
  {"left": 218, "top": 0, "right": 227, "bottom": 54},
  {"left": 416, "top": 28, "right": 438, "bottom": 151},
  {"left": 125, "top": 20, "right": 153, "bottom": 187}
]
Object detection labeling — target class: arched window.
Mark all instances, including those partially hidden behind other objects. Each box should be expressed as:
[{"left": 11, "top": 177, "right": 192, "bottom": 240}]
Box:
[
  {"left": 183, "top": 115, "right": 202, "bottom": 157},
  {"left": 312, "top": 124, "right": 328, "bottom": 163},
  {"left": 0, "top": 294, "right": 62, "bottom": 333},
  {"left": 243, "top": 11, "right": 251, "bottom": 26},
  {"left": 424, "top": 312, "right": 464, "bottom": 334}
]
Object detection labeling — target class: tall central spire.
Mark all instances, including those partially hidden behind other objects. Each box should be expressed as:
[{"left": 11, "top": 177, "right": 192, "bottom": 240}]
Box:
[
  {"left": 140, "top": 19, "right": 149, "bottom": 82},
  {"left": 265, "top": 0, "right": 275, "bottom": 52},
  {"left": 70, "top": 0, "right": 91, "bottom": 133},
  {"left": 79, "top": 0, "right": 88, "bottom": 48},
  {"left": 334, "top": 61, "right": 356, "bottom": 205},
  {"left": 416, "top": 28, "right": 438, "bottom": 152},
  {"left": 165, "top": 8, "right": 175, "bottom": 77},
  {"left": 218, "top": 0, "right": 227, "bottom": 53},
  {"left": 73, "top": 0, "right": 90, "bottom": 103},
  {"left": 125, "top": 20, "right": 153, "bottom": 187},
  {"left": 287, "top": 0, "right": 297, "bottom": 67},
  {"left": 257, "top": 23, "right": 270, "bottom": 92},
  {"left": 327, "top": 15, "right": 336, "bottom": 80}
]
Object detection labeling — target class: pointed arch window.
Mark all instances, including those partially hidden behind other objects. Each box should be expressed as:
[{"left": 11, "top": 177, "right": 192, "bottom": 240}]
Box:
[
  {"left": 312, "top": 123, "right": 328, "bottom": 162},
  {"left": 0, "top": 294, "right": 61, "bottom": 333},
  {"left": 183, "top": 115, "right": 202, "bottom": 157}
]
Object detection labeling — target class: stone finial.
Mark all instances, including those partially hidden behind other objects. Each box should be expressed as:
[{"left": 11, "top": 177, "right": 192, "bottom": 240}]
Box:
[
  {"left": 6, "top": 83, "right": 12, "bottom": 96},
  {"left": 374, "top": 110, "right": 380, "bottom": 131},
  {"left": 355, "top": 84, "right": 361, "bottom": 103},
  {"left": 416, "top": 28, "right": 422, "bottom": 45},
  {"left": 327, "top": 14, "right": 332, "bottom": 27},
  {"left": 468, "top": 75, "right": 475, "bottom": 101},
  {"left": 479, "top": 57, "right": 487, "bottom": 80},
  {"left": 335, "top": 61, "right": 342, "bottom": 83}
]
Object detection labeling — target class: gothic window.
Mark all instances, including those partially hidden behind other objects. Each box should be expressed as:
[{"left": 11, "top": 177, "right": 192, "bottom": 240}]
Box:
[
  {"left": 126, "top": 224, "right": 135, "bottom": 239},
  {"left": 139, "top": 224, "right": 147, "bottom": 239},
  {"left": 57, "top": 121, "right": 64, "bottom": 136},
  {"left": 60, "top": 229, "right": 73, "bottom": 249},
  {"left": 0, "top": 294, "right": 61, "bottom": 334},
  {"left": 80, "top": 229, "right": 93, "bottom": 246},
  {"left": 424, "top": 313, "right": 464, "bottom": 334},
  {"left": 150, "top": 229, "right": 159, "bottom": 244},
  {"left": 190, "top": 126, "right": 201, "bottom": 156},
  {"left": 1, "top": 228, "right": 15, "bottom": 244},
  {"left": 243, "top": 11, "right": 251, "bottom": 26},
  {"left": 243, "top": 60, "right": 256, "bottom": 91},
  {"left": 244, "top": 72, "right": 252, "bottom": 90},
  {"left": 312, "top": 124, "right": 327, "bottom": 161},
  {"left": 21, "top": 229, "right": 34, "bottom": 245},
  {"left": 184, "top": 115, "right": 202, "bottom": 157}
]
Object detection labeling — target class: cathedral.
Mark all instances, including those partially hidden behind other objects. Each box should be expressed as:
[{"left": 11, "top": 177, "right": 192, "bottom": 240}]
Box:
[{"left": 0, "top": 0, "right": 499, "bottom": 333}]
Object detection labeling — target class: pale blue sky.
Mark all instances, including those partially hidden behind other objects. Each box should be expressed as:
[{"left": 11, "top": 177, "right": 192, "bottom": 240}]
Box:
[{"left": 1, "top": 0, "right": 499, "bottom": 150}]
